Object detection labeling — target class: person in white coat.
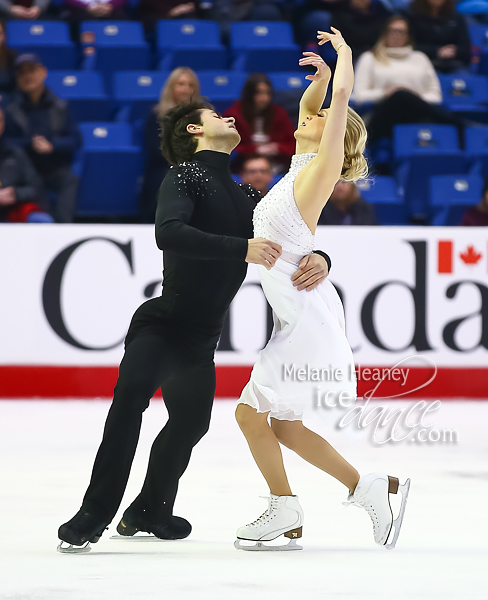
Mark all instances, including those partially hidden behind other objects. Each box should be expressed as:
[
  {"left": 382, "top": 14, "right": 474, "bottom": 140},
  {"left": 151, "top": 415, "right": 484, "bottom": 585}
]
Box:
[{"left": 352, "top": 15, "right": 465, "bottom": 147}]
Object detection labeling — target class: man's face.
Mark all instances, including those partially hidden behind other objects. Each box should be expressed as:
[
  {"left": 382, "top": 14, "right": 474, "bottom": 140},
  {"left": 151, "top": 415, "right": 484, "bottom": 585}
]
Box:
[
  {"left": 17, "top": 62, "right": 47, "bottom": 95},
  {"left": 241, "top": 158, "right": 273, "bottom": 195},
  {"left": 188, "top": 109, "right": 241, "bottom": 149}
]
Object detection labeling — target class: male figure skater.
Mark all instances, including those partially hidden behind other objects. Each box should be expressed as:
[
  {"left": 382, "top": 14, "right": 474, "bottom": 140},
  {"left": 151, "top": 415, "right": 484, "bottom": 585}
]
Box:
[{"left": 58, "top": 99, "right": 332, "bottom": 551}]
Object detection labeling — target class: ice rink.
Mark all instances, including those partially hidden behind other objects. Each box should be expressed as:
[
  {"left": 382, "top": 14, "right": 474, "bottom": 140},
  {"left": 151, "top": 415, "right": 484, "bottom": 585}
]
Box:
[{"left": 1, "top": 398, "right": 487, "bottom": 600}]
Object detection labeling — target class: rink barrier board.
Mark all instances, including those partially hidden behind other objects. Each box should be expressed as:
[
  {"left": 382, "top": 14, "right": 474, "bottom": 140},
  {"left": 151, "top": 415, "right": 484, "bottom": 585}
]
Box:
[{"left": 0, "top": 365, "right": 486, "bottom": 399}]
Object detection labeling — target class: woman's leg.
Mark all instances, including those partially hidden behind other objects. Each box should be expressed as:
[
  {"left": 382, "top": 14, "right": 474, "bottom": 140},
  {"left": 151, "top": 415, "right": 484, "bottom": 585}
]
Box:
[
  {"left": 235, "top": 404, "right": 293, "bottom": 496},
  {"left": 271, "top": 418, "right": 359, "bottom": 492}
]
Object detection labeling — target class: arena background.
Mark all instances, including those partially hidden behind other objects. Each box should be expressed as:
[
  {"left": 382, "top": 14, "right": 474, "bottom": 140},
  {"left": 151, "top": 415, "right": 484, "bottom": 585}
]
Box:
[{"left": 1, "top": 224, "right": 486, "bottom": 399}]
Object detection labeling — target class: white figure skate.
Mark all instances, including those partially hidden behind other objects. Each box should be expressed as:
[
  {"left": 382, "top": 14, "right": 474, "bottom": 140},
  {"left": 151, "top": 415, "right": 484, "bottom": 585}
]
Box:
[
  {"left": 343, "top": 472, "right": 410, "bottom": 549},
  {"left": 234, "top": 494, "right": 304, "bottom": 551}
]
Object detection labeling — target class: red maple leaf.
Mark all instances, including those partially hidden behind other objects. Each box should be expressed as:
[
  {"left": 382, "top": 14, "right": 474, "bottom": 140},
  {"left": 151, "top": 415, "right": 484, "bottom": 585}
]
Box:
[{"left": 460, "top": 245, "right": 482, "bottom": 265}]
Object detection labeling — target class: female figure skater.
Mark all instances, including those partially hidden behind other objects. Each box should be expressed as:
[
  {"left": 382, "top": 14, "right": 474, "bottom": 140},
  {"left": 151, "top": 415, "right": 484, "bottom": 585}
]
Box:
[{"left": 235, "top": 28, "right": 410, "bottom": 551}]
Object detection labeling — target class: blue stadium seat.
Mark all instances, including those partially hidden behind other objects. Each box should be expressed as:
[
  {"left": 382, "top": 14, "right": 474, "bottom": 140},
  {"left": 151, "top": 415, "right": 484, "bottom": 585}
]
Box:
[
  {"left": 429, "top": 174, "right": 483, "bottom": 225},
  {"left": 438, "top": 74, "right": 488, "bottom": 115},
  {"left": 197, "top": 71, "right": 247, "bottom": 113},
  {"left": 459, "top": 1, "right": 488, "bottom": 14},
  {"left": 113, "top": 71, "right": 169, "bottom": 122},
  {"left": 268, "top": 72, "right": 308, "bottom": 91},
  {"left": 77, "top": 123, "right": 142, "bottom": 216},
  {"left": 231, "top": 22, "right": 302, "bottom": 72},
  {"left": 469, "top": 24, "right": 488, "bottom": 75},
  {"left": 355, "top": 176, "right": 408, "bottom": 225},
  {"left": 393, "top": 124, "right": 468, "bottom": 220},
  {"left": 157, "top": 20, "right": 228, "bottom": 71},
  {"left": 45, "top": 71, "right": 111, "bottom": 122},
  {"left": 6, "top": 21, "right": 76, "bottom": 69},
  {"left": 80, "top": 21, "right": 151, "bottom": 76},
  {"left": 465, "top": 125, "right": 488, "bottom": 175}
]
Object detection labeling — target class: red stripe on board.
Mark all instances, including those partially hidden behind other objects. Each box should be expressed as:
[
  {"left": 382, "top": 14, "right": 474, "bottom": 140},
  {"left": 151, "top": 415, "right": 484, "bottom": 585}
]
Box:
[
  {"left": 438, "top": 240, "right": 453, "bottom": 273},
  {"left": 0, "top": 365, "right": 486, "bottom": 399}
]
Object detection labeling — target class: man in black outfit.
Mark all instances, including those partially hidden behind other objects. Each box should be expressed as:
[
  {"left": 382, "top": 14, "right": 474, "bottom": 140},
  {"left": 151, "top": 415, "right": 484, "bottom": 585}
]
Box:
[{"left": 58, "top": 99, "right": 332, "bottom": 551}]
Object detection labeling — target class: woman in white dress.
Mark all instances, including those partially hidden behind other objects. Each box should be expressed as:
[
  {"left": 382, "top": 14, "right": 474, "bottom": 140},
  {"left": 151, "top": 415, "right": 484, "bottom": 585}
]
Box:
[{"left": 234, "top": 28, "right": 410, "bottom": 551}]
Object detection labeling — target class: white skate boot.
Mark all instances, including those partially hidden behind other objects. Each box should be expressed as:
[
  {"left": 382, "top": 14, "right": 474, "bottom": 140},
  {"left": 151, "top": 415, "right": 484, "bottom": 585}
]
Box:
[
  {"left": 234, "top": 494, "right": 304, "bottom": 551},
  {"left": 343, "top": 473, "right": 410, "bottom": 550}
]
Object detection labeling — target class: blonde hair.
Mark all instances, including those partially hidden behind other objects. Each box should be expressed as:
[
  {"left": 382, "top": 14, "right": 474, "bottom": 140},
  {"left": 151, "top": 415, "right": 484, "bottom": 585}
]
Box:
[
  {"left": 154, "top": 67, "right": 200, "bottom": 119},
  {"left": 341, "top": 106, "right": 368, "bottom": 182},
  {"left": 371, "top": 16, "right": 413, "bottom": 66}
]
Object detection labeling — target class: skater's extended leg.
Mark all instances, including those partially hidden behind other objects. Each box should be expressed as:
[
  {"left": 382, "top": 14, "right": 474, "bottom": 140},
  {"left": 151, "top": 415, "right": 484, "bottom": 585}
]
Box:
[
  {"left": 58, "top": 333, "right": 173, "bottom": 549},
  {"left": 270, "top": 419, "right": 359, "bottom": 492},
  {"left": 81, "top": 334, "right": 173, "bottom": 521},
  {"left": 235, "top": 404, "right": 292, "bottom": 496}
]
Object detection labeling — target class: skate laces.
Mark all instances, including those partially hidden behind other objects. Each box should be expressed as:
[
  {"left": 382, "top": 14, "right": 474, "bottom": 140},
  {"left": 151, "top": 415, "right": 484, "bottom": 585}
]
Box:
[
  {"left": 343, "top": 494, "right": 379, "bottom": 534},
  {"left": 247, "top": 496, "right": 280, "bottom": 527}
]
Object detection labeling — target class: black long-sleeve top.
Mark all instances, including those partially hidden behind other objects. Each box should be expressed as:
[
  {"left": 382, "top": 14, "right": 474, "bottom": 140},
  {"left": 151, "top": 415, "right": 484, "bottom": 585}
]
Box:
[{"left": 155, "top": 150, "right": 256, "bottom": 330}]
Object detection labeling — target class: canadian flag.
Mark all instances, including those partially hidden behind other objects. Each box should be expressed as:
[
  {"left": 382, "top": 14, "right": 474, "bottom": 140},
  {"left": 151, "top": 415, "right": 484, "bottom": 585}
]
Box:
[{"left": 438, "top": 240, "right": 484, "bottom": 273}]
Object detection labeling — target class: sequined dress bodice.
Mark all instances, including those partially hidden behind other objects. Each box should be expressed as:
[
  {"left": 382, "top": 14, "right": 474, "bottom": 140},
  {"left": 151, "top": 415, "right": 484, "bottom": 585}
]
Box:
[{"left": 253, "top": 153, "right": 317, "bottom": 260}]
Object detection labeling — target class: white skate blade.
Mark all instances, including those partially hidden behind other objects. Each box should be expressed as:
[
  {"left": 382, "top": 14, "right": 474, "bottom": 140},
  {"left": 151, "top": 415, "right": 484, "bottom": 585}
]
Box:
[
  {"left": 110, "top": 535, "right": 161, "bottom": 542},
  {"left": 234, "top": 538, "right": 302, "bottom": 552},
  {"left": 385, "top": 478, "right": 411, "bottom": 550},
  {"left": 57, "top": 541, "right": 91, "bottom": 554}
]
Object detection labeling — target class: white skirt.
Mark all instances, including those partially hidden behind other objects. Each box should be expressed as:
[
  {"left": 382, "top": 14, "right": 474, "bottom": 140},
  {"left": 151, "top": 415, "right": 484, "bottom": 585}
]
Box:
[{"left": 238, "top": 257, "right": 357, "bottom": 421}]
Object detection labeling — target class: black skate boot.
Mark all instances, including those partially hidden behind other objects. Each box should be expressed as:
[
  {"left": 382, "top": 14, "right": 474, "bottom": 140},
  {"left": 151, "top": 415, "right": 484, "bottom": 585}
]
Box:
[
  {"left": 57, "top": 510, "right": 108, "bottom": 554},
  {"left": 116, "top": 506, "right": 191, "bottom": 540}
]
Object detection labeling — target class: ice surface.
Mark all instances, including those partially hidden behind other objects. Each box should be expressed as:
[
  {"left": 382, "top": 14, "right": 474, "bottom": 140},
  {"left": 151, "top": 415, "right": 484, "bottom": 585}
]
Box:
[{"left": 1, "top": 399, "right": 487, "bottom": 600}]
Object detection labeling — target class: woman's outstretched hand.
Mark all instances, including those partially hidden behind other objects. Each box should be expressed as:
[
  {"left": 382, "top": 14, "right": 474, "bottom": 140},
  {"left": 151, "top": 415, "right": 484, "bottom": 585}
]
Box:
[
  {"left": 299, "top": 52, "right": 331, "bottom": 82},
  {"left": 317, "top": 27, "right": 347, "bottom": 52}
]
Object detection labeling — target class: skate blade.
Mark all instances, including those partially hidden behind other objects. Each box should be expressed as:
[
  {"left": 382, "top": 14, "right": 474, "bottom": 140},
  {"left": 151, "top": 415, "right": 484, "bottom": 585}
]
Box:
[
  {"left": 234, "top": 538, "right": 302, "bottom": 552},
  {"left": 57, "top": 541, "right": 91, "bottom": 554},
  {"left": 385, "top": 478, "right": 411, "bottom": 550},
  {"left": 110, "top": 535, "right": 161, "bottom": 542}
]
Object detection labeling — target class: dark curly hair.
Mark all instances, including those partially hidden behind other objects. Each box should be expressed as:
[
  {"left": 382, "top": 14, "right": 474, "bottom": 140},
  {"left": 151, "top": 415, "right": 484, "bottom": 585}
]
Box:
[{"left": 159, "top": 97, "right": 214, "bottom": 165}]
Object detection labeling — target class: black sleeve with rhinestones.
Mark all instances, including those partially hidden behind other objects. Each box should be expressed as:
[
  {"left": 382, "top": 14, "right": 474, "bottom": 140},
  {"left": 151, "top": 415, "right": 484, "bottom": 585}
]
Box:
[
  {"left": 155, "top": 164, "right": 249, "bottom": 261},
  {"left": 238, "top": 183, "right": 262, "bottom": 206}
]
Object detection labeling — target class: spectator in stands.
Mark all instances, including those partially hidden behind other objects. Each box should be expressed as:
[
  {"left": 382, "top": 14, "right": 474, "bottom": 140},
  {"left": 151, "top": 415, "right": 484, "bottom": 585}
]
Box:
[
  {"left": 224, "top": 73, "right": 296, "bottom": 173},
  {"left": 460, "top": 178, "right": 488, "bottom": 226},
  {"left": 295, "top": 0, "right": 345, "bottom": 47},
  {"left": 331, "top": 0, "right": 390, "bottom": 59},
  {"left": 318, "top": 179, "right": 378, "bottom": 225},
  {"left": 352, "top": 16, "right": 465, "bottom": 147},
  {"left": 4, "top": 54, "right": 81, "bottom": 223},
  {"left": 140, "top": 67, "right": 200, "bottom": 223},
  {"left": 210, "top": 0, "right": 285, "bottom": 43},
  {"left": 61, "top": 0, "right": 128, "bottom": 23},
  {"left": 240, "top": 155, "right": 273, "bottom": 196},
  {"left": 0, "top": 0, "right": 50, "bottom": 19},
  {"left": 410, "top": 0, "right": 471, "bottom": 73},
  {"left": 0, "top": 21, "right": 17, "bottom": 97},
  {"left": 0, "top": 106, "right": 52, "bottom": 223},
  {"left": 138, "top": 0, "right": 197, "bottom": 32}
]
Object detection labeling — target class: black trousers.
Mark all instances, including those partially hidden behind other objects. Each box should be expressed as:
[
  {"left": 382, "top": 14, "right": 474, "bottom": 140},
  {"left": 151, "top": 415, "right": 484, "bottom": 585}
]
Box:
[
  {"left": 41, "top": 167, "right": 79, "bottom": 223},
  {"left": 81, "top": 325, "right": 217, "bottom": 525},
  {"left": 367, "top": 90, "right": 466, "bottom": 148}
]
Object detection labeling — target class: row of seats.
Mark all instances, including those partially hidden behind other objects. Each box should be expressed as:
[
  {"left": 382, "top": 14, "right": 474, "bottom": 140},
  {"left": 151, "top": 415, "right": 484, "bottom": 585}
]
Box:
[
  {"left": 74, "top": 122, "right": 485, "bottom": 225},
  {"left": 44, "top": 70, "right": 308, "bottom": 122},
  {"left": 41, "top": 69, "right": 488, "bottom": 124},
  {"left": 6, "top": 20, "right": 301, "bottom": 73}
]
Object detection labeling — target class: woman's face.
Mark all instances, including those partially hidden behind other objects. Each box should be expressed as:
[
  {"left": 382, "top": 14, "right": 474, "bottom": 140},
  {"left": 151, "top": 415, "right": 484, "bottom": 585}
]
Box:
[
  {"left": 0, "top": 24, "right": 5, "bottom": 46},
  {"left": 294, "top": 110, "right": 328, "bottom": 148},
  {"left": 385, "top": 20, "right": 410, "bottom": 48},
  {"left": 254, "top": 82, "right": 272, "bottom": 112},
  {"left": 427, "top": 0, "right": 446, "bottom": 10},
  {"left": 172, "top": 73, "right": 196, "bottom": 104}
]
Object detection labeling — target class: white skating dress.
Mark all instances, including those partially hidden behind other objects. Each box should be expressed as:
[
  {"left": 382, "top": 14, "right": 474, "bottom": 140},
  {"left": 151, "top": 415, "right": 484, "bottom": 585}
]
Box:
[{"left": 238, "top": 153, "right": 357, "bottom": 421}]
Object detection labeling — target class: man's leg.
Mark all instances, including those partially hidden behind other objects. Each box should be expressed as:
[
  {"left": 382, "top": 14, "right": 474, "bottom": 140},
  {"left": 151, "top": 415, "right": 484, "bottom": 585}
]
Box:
[
  {"left": 45, "top": 167, "right": 79, "bottom": 223},
  {"left": 124, "top": 362, "right": 216, "bottom": 528},
  {"left": 58, "top": 333, "right": 172, "bottom": 547}
]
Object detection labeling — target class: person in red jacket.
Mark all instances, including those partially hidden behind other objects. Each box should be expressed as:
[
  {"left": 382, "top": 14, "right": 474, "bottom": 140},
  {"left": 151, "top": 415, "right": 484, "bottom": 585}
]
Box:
[{"left": 224, "top": 73, "right": 296, "bottom": 173}]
